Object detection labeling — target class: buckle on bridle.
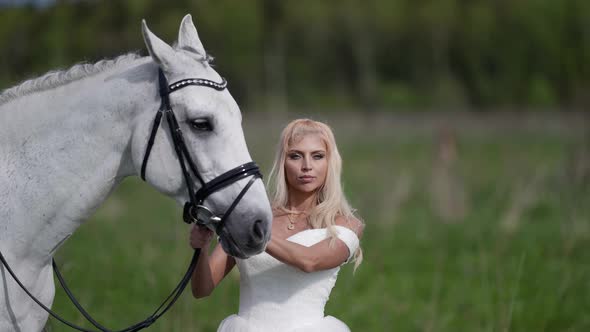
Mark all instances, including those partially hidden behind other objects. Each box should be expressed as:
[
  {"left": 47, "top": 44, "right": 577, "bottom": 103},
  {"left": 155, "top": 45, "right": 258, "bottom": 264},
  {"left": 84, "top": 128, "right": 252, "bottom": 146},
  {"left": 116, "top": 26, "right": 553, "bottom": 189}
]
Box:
[{"left": 183, "top": 203, "right": 222, "bottom": 232}]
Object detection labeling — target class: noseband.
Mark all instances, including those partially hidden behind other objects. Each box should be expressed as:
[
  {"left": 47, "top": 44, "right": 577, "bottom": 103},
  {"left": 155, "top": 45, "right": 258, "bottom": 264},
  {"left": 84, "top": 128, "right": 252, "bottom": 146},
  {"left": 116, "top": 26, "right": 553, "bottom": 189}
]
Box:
[{"left": 140, "top": 68, "right": 262, "bottom": 234}]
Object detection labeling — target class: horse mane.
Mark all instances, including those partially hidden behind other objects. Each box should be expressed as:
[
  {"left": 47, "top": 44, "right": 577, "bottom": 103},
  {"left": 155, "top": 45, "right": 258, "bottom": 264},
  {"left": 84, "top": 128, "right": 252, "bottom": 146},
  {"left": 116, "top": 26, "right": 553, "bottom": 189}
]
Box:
[
  {"left": 0, "top": 47, "right": 216, "bottom": 106},
  {"left": 0, "top": 52, "right": 143, "bottom": 105}
]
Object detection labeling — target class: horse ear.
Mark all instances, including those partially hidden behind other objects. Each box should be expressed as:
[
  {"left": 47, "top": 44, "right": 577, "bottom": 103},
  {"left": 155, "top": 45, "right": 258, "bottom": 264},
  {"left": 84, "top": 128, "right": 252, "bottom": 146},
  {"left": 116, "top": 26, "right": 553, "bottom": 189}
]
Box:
[
  {"left": 142, "top": 19, "right": 175, "bottom": 70},
  {"left": 178, "top": 14, "right": 206, "bottom": 56}
]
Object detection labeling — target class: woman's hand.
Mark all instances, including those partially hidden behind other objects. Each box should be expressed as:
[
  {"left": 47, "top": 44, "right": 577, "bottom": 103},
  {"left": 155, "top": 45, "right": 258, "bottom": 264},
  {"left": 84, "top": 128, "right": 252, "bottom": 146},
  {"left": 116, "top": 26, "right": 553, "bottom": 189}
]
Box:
[{"left": 190, "top": 224, "right": 214, "bottom": 249}]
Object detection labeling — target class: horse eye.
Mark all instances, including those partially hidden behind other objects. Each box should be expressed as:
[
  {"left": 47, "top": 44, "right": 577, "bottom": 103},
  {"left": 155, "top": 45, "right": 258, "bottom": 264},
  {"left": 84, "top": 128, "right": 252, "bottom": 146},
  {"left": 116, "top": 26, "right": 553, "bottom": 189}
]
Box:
[{"left": 191, "top": 119, "right": 213, "bottom": 131}]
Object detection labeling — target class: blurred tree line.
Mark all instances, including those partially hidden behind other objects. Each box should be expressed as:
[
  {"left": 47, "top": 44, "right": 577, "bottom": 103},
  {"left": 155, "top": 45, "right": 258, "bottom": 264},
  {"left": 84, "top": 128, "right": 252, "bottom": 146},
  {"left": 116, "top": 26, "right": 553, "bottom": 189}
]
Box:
[{"left": 0, "top": 0, "right": 588, "bottom": 112}]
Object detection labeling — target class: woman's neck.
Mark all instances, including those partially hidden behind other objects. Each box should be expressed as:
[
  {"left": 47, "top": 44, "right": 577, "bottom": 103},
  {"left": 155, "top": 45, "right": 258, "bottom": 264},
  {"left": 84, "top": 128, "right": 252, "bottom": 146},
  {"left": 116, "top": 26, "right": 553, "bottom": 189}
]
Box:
[{"left": 287, "top": 190, "right": 317, "bottom": 213}]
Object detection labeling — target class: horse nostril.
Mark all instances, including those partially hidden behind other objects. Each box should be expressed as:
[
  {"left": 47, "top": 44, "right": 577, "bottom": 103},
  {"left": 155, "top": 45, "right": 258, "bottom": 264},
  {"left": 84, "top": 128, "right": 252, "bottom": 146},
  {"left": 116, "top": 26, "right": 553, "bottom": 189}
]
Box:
[{"left": 251, "top": 219, "right": 264, "bottom": 243}]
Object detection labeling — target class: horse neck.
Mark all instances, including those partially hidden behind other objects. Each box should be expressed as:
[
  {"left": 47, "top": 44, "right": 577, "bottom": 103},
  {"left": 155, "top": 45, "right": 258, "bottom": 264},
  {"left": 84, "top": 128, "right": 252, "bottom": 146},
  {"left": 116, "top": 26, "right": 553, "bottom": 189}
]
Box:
[{"left": 0, "top": 58, "right": 157, "bottom": 261}]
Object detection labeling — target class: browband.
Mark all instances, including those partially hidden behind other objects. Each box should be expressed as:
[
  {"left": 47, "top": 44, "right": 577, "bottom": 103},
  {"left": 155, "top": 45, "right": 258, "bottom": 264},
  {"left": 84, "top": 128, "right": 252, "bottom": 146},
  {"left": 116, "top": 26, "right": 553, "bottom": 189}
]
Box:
[{"left": 169, "top": 77, "right": 227, "bottom": 92}]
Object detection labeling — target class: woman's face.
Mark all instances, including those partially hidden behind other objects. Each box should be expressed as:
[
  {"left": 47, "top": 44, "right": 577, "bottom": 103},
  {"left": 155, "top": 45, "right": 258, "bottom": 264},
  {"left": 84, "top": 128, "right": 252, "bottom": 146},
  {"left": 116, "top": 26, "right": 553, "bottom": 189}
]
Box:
[{"left": 284, "top": 134, "right": 328, "bottom": 195}]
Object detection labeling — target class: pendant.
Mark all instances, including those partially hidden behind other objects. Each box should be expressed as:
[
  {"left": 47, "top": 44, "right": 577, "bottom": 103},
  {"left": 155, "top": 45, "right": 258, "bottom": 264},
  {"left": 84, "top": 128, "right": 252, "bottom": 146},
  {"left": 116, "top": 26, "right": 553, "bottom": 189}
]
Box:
[{"left": 287, "top": 223, "right": 295, "bottom": 230}]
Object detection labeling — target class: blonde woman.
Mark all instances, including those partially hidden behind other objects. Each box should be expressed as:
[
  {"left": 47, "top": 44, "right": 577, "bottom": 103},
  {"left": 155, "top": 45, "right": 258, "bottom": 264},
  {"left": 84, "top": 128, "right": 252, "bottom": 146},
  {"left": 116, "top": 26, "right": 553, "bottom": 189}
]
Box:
[{"left": 190, "top": 119, "right": 364, "bottom": 331}]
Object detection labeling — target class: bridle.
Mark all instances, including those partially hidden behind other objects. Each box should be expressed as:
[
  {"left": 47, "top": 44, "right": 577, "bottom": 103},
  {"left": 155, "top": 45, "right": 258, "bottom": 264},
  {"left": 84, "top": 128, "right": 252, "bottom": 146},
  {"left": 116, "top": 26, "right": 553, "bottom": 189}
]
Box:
[
  {"left": 141, "top": 68, "right": 262, "bottom": 233},
  {"left": 0, "top": 68, "right": 262, "bottom": 331}
]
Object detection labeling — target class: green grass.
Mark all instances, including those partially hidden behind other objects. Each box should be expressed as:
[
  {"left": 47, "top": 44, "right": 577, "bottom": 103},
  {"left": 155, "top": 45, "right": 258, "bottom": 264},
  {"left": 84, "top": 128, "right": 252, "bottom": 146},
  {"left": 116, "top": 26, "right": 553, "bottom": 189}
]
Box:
[{"left": 47, "top": 113, "right": 589, "bottom": 331}]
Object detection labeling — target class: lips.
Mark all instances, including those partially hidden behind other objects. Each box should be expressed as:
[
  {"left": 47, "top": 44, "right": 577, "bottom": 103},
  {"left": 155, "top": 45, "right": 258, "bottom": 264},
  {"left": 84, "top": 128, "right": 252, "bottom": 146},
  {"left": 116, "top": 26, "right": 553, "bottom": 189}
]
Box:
[{"left": 298, "top": 175, "right": 315, "bottom": 183}]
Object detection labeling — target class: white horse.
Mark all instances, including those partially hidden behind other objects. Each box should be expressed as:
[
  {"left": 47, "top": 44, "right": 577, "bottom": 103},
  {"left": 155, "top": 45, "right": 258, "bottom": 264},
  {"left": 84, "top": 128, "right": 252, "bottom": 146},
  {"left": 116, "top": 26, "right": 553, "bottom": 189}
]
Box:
[{"left": 0, "top": 15, "right": 272, "bottom": 331}]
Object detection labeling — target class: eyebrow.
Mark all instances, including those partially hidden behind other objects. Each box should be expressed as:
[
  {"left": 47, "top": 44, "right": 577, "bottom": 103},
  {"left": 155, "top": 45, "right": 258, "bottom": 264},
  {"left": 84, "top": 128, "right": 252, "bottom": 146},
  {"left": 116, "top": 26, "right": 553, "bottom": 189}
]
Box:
[{"left": 287, "top": 149, "right": 326, "bottom": 154}]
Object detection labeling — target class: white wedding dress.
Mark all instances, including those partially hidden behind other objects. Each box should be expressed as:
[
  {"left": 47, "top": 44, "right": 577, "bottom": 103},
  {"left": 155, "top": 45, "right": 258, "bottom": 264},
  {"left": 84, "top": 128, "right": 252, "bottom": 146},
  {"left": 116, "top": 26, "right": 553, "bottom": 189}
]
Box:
[{"left": 217, "top": 225, "right": 360, "bottom": 332}]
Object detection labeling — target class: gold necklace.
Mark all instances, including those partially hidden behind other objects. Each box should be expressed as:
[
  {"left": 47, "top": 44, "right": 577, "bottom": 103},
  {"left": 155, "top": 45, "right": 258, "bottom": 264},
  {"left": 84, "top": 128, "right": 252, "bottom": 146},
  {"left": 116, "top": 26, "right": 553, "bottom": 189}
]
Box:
[
  {"left": 284, "top": 207, "right": 310, "bottom": 231},
  {"left": 287, "top": 213, "right": 297, "bottom": 230}
]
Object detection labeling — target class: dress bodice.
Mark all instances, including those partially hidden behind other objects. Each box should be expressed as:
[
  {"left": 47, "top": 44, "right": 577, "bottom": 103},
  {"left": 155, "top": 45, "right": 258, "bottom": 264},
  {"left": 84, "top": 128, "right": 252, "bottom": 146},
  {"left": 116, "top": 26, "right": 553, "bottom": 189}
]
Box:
[{"left": 217, "top": 226, "right": 359, "bottom": 332}]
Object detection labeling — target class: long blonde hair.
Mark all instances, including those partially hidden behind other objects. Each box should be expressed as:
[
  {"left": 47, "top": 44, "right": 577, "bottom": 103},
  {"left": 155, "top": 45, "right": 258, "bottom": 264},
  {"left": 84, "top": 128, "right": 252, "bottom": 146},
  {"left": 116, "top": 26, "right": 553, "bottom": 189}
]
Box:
[{"left": 267, "top": 119, "right": 363, "bottom": 269}]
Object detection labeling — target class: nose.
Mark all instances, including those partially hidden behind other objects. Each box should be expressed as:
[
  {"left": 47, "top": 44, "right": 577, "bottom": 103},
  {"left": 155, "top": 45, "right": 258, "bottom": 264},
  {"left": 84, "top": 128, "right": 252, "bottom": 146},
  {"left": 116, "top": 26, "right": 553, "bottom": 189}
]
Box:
[
  {"left": 302, "top": 157, "right": 312, "bottom": 171},
  {"left": 249, "top": 219, "right": 266, "bottom": 246}
]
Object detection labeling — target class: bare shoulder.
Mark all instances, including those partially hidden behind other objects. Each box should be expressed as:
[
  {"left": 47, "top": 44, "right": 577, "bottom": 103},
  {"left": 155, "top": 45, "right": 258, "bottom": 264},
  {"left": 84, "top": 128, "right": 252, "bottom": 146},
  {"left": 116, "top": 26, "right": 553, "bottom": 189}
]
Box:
[{"left": 334, "top": 215, "right": 364, "bottom": 239}]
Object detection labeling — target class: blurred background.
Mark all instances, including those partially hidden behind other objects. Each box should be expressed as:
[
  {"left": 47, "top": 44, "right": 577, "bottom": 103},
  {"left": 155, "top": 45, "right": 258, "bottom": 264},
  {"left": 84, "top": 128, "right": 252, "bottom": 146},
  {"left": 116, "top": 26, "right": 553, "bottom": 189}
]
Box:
[{"left": 1, "top": 0, "right": 589, "bottom": 331}]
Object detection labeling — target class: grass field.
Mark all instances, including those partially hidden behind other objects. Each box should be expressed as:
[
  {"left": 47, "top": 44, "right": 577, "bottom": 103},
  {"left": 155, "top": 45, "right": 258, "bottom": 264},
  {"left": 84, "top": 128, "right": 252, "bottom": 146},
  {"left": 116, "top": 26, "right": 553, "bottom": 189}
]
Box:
[{"left": 47, "top": 112, "right": 589, "bottom": 332}]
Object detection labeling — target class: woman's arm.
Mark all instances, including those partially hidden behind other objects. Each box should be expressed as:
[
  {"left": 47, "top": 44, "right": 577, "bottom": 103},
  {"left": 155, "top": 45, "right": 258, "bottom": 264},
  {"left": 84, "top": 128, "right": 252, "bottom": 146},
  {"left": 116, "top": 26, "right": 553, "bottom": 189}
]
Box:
[
  {"left": 190, "top": 225, "right": 236, "bottom": 298},
  {"left": 265, "top": 217, "right": 363, "bottom": 273},
  {"left": 265, "top": 236, "right": 348, "bottom": 272}
]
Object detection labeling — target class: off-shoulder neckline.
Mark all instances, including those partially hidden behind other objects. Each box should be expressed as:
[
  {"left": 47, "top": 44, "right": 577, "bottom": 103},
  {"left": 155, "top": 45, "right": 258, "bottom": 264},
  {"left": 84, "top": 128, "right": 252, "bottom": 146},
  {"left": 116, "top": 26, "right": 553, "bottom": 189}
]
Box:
[{"left": 286, "top": 225, "right": 357, "bottom": 241}]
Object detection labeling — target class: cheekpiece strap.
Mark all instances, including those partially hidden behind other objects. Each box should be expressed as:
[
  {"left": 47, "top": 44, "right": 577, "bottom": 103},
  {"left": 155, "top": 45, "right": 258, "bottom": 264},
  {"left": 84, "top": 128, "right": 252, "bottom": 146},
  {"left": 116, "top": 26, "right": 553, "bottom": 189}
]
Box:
[
  {"left": 142, "top": 69, "right": 228, "bottom": 182},
  {"left": 158, "top": 68, "right": 170, "bottom": 97}
]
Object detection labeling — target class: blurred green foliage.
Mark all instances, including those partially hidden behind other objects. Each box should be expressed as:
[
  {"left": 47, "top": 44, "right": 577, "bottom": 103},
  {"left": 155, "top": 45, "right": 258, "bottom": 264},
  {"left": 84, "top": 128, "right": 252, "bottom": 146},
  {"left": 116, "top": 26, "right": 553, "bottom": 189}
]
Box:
[
  {"left": 0, "top": 0, "right": 589, "bottom": 111},
  {"left": 48, "top": 113, "right": 589, "bottom": 331}
]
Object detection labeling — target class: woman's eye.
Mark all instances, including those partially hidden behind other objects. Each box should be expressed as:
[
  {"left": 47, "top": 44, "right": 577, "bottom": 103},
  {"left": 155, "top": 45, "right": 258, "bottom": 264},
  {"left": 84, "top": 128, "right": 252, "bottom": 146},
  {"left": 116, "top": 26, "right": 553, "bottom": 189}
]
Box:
[
  {"left": 191, "top": 119, "right": 213, "bottom": 131},
  {"left": 313, "top": 154, "right": 325, "bottom": 160},
  {"left": 288, "top": 153, "right": 301, "bottom": 160}
]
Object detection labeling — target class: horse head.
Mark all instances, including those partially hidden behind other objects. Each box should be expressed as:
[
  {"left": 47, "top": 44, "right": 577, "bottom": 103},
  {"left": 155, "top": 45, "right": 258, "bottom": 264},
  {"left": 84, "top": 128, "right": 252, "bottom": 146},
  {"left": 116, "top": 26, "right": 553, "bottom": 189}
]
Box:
[{"left": 130, "top": 15, "right": 271, "bottom": 258}]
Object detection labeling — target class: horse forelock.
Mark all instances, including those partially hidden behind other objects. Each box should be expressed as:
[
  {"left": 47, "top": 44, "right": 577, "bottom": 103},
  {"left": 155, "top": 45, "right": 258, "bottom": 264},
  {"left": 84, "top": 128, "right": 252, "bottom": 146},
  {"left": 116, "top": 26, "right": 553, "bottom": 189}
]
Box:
[{"left": 0, "top": 52, "right": 143, "bottom": 106}]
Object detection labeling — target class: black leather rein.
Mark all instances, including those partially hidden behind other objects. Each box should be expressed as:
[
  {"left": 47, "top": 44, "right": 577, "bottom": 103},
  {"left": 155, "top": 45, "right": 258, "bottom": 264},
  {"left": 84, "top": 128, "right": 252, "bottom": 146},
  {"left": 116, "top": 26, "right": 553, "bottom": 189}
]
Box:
[{"left": 0, "top": 68, "right": 262, "bottom": 331}]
